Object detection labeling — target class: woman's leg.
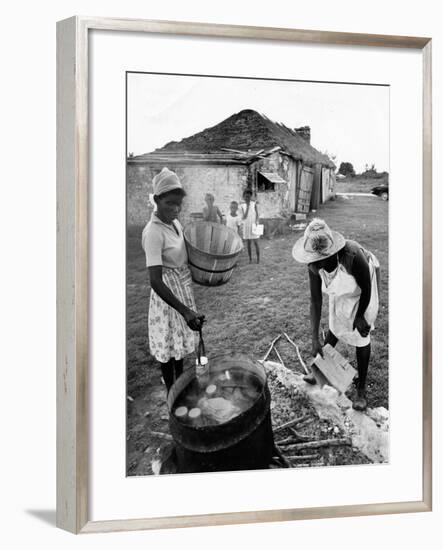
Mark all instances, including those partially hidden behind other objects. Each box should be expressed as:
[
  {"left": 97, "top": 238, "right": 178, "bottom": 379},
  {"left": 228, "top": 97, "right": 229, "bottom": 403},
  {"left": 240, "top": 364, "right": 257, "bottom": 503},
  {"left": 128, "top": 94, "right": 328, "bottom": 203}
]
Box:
[
  {"left": 174, "top": 358, "right": 184, "bottom": 381},
  {"left": 254, "top": 239, "right": 260, "bottom": 263},
  {"left": 161, "top": 358, "right": 184, "bottom": 392},
  {"left": 160, "top": 359, "right": 175, "bottom": 392},
  {"left": 246, "top": 240, "right": 252, "bottom": 262},
  {"left": 353, "top": 343, "right": 370, "bottom": 411}
]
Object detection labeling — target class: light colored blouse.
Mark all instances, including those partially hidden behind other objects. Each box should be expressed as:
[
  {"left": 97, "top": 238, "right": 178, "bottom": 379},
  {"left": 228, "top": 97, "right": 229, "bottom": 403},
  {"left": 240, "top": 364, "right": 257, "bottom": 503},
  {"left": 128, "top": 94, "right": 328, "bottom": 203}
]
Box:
[{"left": 141, "top": 214, "right": 188, "bottom": 269}]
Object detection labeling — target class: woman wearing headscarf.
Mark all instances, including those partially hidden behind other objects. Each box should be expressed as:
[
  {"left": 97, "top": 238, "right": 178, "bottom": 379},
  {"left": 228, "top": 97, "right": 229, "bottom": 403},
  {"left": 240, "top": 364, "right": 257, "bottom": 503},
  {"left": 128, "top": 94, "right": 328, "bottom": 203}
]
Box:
[
  {"left": 292, "top": 218, "right": 380, "bottom": 411},
  {"left": 142, "top": 168, "right": 205, "bottom": 392}
]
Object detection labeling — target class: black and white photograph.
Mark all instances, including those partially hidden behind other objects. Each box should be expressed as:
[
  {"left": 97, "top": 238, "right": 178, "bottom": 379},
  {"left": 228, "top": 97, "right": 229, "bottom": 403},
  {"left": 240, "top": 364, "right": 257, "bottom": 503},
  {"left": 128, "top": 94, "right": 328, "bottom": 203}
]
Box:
[{"left": 126, "top": 71, "right": 389, "bottom": 476}]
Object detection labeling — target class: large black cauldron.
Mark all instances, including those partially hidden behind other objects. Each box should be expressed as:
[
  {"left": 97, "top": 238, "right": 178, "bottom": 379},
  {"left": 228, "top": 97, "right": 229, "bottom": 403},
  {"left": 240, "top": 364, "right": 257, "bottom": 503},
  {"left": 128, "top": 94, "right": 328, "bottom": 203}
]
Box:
[{"left": 167, "top": 353, "right": 274, "bottom": 473}]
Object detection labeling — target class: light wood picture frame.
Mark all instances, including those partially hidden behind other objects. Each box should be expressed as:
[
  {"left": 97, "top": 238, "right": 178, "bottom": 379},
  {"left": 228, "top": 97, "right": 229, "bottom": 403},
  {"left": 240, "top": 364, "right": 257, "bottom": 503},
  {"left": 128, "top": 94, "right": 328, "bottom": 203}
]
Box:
[{"left": 56, "top": 16, "right": 432, "bottom": 534}]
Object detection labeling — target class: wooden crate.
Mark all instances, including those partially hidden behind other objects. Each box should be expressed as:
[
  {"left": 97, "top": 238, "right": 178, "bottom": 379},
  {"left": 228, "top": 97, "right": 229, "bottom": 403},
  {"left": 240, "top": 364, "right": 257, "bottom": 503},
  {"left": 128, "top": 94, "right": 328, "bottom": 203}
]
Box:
[{"left": 311, "top": 344, "right": 357, "bottom": 393}]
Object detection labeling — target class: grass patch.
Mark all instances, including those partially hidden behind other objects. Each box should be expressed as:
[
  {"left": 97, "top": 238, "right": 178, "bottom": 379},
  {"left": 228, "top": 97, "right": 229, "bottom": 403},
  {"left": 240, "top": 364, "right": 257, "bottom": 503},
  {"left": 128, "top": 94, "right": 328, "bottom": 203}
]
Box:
[{"left": 335, "top": 173, "right": 389, "bottom": 194}]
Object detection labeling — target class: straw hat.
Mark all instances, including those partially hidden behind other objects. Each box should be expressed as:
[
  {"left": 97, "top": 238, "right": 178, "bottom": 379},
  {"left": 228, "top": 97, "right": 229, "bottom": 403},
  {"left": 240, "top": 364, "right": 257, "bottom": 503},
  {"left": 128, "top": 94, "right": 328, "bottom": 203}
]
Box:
[{"left": 292, "top": 218, "right": 345, "bottom": 264}]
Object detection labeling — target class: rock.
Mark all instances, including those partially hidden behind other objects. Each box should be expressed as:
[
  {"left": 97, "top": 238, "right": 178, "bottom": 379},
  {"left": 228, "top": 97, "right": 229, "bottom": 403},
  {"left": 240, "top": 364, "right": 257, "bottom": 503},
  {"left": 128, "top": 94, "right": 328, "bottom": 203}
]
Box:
[
  {"left": 265, "top": 360, "right": 389, "bottom": 464},
  {"left": 366, "top": 407, "right": 390, "bottom": 430},
  {"left": 151, "top": 458, "right": 161, "bottom": 475}
]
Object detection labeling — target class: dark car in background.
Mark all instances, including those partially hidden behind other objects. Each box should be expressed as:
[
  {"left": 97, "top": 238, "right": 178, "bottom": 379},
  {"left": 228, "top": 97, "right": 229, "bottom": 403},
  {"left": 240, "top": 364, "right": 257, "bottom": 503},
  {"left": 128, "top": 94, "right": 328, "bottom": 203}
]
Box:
[{"left": 371, "top": 184, "right": 389, "bottom": 201}]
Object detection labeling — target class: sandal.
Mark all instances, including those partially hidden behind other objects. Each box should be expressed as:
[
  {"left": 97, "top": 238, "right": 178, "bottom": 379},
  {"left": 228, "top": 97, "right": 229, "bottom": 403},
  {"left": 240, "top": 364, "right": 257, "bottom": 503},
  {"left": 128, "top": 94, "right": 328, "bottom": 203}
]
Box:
[{"left": 303, "top": 373, "right": 317, "bottom": 385}]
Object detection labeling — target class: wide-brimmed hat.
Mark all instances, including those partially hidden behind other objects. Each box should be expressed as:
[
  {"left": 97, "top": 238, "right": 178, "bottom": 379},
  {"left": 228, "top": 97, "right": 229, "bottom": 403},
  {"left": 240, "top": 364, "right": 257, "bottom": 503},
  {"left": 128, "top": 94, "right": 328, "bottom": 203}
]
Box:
[
  {"left": 292, "top": 218, "right": 345, "bottom": 264},
  {"left": 153, "top": 167, "right": 183, "bottom": 197}
]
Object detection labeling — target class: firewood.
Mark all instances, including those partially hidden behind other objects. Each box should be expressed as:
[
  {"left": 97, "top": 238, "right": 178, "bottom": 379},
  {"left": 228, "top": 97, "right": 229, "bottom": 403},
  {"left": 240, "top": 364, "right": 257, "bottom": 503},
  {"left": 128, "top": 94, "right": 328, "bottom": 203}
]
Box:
[
  {"left": 279, "top": 438, "right": 352, "bottom": 451},
  {"left": 149, "top": 431, "right": 173, "bottom": 441},
  {"left": 286, "top": 454, "right": 319, "bottom": 461},
  {"left": 262, "top": 335, "right": 282, "bottom": 361},
  {"left": 283, "top": 333, "right": 310, "bottom": 375},
  {"left": 275, "top": 436, "right": 297, "bottom": 446},
  {"left": 273, "top": 444, "right": 293, "bottom": 468},
  {"left": 289, "top": 427, "right": 310, "bottom": 441},
  {"left": 272, "top": 345, "right": 285, "bottom": 368},
  {"left": 273, "top": 414, "right": 311, "bottom": 433},
  {"left": 295, "top": 417, "right": 315, "bottom": 429}
]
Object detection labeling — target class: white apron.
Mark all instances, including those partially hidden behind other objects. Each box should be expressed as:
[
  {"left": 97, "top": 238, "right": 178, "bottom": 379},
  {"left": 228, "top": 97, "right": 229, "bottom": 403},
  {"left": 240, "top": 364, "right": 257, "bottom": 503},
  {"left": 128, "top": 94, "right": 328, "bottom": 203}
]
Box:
[{"left": 319, "top": 252, "right": 379, "bottom": 347}]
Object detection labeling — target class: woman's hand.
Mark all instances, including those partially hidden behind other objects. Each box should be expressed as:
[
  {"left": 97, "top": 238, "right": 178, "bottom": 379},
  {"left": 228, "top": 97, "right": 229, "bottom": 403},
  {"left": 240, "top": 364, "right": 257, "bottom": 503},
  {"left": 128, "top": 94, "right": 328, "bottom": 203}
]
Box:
[
  {"left": 311, "top": 339, "right": 324, "bottom": 358},
  {"left": 184, "top": 309, "right": 205, "bottom": 331},
  {"left": 353, "top": 315, "right": 370, "bottom": 337}
]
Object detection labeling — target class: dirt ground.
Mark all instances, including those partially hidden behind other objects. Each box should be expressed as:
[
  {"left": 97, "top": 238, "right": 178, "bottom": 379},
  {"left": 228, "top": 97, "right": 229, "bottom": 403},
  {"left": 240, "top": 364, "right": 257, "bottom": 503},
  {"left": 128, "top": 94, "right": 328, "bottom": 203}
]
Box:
[{"left": 126, "top": 194, "right": 388, "bottom": 475}]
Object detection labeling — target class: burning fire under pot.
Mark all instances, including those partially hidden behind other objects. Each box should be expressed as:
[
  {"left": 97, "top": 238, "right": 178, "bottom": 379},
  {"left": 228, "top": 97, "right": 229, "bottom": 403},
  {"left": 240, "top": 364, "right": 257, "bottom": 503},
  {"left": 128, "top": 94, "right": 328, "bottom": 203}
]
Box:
[{"left": 165, "top": 353, "right": 275, "bottom": 473}]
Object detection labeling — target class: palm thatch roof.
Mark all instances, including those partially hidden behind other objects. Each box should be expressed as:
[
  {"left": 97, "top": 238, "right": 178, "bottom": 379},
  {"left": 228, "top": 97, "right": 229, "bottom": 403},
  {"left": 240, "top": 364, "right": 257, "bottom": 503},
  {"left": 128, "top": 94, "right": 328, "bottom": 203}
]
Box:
[{"left": 132, "top": 109, "right": 334, "bottom": 167}]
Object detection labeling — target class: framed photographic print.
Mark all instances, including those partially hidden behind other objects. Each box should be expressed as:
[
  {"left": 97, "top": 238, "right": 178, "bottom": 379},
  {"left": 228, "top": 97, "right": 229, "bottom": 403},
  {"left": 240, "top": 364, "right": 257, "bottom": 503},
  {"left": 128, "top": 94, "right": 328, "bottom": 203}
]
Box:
[{"left": 56, "top": 16, "right": 432, "bottom": 534}]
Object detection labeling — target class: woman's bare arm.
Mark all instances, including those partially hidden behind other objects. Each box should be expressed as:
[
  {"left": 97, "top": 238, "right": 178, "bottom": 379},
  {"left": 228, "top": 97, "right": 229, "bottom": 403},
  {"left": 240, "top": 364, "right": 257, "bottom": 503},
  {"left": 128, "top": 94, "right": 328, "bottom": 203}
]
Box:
[
  {"left": 351, "top": 249, "right": 372, "bottom": 336},
  {"left": 351, "top": 249, "right": 371, "bottom": 317},
  {"left": 308, "top": 267, "right": 324, "bottom": 356}
]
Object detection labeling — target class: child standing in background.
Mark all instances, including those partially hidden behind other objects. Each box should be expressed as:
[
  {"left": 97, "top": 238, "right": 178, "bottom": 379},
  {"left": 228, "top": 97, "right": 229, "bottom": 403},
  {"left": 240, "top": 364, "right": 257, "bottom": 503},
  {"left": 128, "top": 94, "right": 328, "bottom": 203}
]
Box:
[
  {"left": 226, "top": 201, "right": 243, "bottom": 235},
  {"left": 202, "top": 193, "right": 224, "bottom": 223},
  {"left": 240, "top": 189, "right": 260, "bottom": 263}
]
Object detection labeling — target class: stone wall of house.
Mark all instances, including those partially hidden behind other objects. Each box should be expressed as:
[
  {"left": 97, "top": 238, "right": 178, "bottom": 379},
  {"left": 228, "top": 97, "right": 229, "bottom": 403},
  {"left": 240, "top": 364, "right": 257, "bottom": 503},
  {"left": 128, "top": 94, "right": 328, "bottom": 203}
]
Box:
[
  {"left": 127, "top": 163, "right": 155, "bottom": 227},
  {"left": 178, "top": 164, "right": 249, "bottom": 223},
  {"left": 127, "top": 162, "right": 249, "bottom": 226},
  {"left": 249, "top": 152, "right": 297, "bottom": 218}
]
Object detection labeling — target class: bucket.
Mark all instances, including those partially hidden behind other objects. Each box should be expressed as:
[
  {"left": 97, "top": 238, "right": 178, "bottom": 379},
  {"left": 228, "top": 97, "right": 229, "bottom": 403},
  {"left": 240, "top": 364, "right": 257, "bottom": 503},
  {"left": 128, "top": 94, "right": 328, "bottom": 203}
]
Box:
[
  {"left": 167, "top": 353, "right": 274, "bottom": 473},
  {"left": 183, "top": 222, "right": 243, "bottom": 286}
]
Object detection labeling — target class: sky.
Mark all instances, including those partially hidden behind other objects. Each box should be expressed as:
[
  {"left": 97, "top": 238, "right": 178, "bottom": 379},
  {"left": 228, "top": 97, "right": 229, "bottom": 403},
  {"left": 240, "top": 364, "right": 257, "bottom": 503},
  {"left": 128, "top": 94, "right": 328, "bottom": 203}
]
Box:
[{"left": 127, "top": 72, "right": 389, "bottom": 174}]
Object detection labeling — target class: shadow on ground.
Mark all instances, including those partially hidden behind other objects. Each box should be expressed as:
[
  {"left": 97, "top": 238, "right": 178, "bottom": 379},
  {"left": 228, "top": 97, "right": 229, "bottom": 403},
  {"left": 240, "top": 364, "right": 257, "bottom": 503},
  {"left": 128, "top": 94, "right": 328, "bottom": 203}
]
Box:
[{"left": 26, "top": 509, "right": 57, "bottom": 527}]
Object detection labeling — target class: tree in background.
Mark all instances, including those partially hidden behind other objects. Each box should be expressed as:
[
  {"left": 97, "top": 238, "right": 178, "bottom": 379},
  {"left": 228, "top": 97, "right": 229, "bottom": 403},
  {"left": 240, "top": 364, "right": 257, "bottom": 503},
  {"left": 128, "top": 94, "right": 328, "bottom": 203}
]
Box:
[{"left": 338, "top": 161, "right": 356, "bottom": 177}]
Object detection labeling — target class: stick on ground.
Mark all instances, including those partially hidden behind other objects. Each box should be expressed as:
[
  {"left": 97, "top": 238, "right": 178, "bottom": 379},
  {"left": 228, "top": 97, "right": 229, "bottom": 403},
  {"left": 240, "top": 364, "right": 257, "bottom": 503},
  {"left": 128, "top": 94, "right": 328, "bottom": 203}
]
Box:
[
  {"left": 283, "top": 333, "right": 310, "bottom": 375},
  {"left": 273, "top": 414, "right": 311, "bottom": 433},
  {"left": 289, "top": 427, "right": 310, "bottom": 441},
  {"left": 149, "top": 431, "right": 173, "bottom": 441},
  {"left": 273, "top": 444, "right": 293, "bottom": 468},
  {"left": 279, "top": 438, "right": 352, "bottom": 451},
  {"left": 286, "top": 454, "right": 319, "bottom": 461},
  {"left": 275, "top": 436, "right": 297, "bottom": 446},
  {"left": 272, "top": 345, "right": 285, "bottom": 368},
  {"left": 262, "top": 334, "right": 282, "bottom": 362}
]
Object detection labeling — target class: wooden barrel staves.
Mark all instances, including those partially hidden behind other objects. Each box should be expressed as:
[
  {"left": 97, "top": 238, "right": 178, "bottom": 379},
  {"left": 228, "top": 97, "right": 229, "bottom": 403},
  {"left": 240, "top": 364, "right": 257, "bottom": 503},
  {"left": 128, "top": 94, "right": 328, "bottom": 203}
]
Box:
[
  {"left": 167, "top": 353, "right": 275, "bottom": 473},
  {"left": 183, "top": 222, "right": 243, "bottom": 286}
]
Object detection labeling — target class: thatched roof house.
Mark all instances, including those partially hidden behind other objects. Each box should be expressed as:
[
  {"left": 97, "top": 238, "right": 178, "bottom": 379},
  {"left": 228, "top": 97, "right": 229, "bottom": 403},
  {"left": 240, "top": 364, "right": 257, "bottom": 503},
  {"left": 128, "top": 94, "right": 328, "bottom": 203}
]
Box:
[
  {"left": 134, "top": 109, "right": 333, "bottom": 166},
  {"left": 128, "top": 109, "right": 335, "bottom": 227}
]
